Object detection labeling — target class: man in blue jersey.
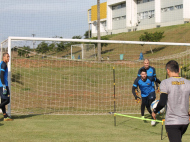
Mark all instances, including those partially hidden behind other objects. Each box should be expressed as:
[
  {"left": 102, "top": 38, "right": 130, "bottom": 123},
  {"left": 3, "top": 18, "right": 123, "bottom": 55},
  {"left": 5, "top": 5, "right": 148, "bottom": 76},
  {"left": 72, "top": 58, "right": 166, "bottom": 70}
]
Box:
[
  {"left": 137, "top": 59, "right": 159, "bottom": 91},
  {"left": 0, "top": 53, "right": 13, "bottom": 121},
  {"left": 132, "top": 68, "right": 161, "bottom": 125}
]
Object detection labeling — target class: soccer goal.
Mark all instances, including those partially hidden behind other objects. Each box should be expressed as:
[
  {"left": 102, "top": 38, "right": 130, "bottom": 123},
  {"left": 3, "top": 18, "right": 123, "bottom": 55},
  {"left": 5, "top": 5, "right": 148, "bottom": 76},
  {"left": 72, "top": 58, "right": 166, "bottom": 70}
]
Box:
[
  {"left": 2, "top": 36, "right": 190, "bottom": 116},
  {"left": 71, "top": 44, "right": 96, "bottom": 60}
]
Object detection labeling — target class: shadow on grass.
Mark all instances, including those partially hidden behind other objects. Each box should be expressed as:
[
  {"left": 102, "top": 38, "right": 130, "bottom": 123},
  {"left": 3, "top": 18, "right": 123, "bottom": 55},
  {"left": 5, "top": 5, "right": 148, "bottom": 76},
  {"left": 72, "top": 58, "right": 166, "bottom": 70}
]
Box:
[
  {"left": 0, "top": 123, "right": 4, "bottom": 126},
  {"left": 11, "top": 72, "right": 23, "bottom": 85},
  {"left": 101, "top": 49, "right": 114, "bottom": 54},
  {"left": 145, "top": 46, "right": 166, "bottom": 54},
  {"left": 0, "top": 114, "right": 40, "bottom": 121}
]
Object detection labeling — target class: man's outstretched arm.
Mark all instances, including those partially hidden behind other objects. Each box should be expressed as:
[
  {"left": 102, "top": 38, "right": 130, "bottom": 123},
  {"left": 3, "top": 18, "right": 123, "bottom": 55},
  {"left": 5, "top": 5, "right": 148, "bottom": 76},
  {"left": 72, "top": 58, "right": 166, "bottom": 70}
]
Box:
[{"left": 152, "top": 93, "right": 168, "bottom": 119}]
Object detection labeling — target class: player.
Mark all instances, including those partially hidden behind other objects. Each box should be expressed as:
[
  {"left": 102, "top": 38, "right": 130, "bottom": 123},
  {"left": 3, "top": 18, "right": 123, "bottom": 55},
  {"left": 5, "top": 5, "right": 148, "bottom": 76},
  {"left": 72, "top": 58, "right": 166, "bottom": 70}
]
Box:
[
  {"left": 152, "top": 60, "right": 190, "bottom": 142},
  {"left": 137, "top": 59, "right": 159, "bottom": 91},
  {"left": 132, "top": 68, "right": 161, "bottom": 125},
  {"left": 0, "top": 53, "right": 13, "bottom": 121}
]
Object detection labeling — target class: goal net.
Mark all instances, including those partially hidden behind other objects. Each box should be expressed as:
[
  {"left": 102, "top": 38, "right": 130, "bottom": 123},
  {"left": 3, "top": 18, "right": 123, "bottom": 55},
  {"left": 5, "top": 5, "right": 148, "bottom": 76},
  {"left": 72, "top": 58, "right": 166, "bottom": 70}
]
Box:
[
  {"left": 2, "top": 37, "right": 190, "bottom": 115},
  {"left": 71, "top": 44, "right": 96, "bottom": 60}
]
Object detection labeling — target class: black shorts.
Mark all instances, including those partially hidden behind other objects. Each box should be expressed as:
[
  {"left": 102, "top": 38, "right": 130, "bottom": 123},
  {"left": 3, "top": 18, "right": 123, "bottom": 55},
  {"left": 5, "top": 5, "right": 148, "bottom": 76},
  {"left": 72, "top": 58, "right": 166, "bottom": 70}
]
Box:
[
  {"left": 142, "top": 91, "right": 156, "bottom": 104},
  {"left": 148, "top": 91, "right": 156, "bottom": 100},
  {"left": 165, "top": 124, "right": 189, "bottom": 142},
  {"left": 0, "top": 86, "right": 10, "bottom": 99}
]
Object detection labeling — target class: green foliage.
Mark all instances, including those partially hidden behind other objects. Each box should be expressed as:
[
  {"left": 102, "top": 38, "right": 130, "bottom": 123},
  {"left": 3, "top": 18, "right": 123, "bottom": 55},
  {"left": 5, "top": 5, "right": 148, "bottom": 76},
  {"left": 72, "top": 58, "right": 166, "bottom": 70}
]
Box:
[
  {"left": 181, "top": 64, "right": 190, "bottom": 78},
  {"left": 17, "top": 46, "right": 30, "bottom": 58},
  {"left": 49, "top": 43, "right": 56, "bottom": 51},
  {"left": 72, "top": 35, "right": 82, "bottom": 39},
  {"left": 139, "top": 31, "right": 165, "bottom": 42},
  {"left": 91, "top": 36, "right": 109, "bottom": 47},
  {"left": 56, "top": 42, "right": 66, "bottom": 52},
  {"left": 84, "top": 30, "right": 91, "bottom": 39},
  {"left": 36, "top": 42, "right": 49, "bottom": 54},
  {"left": 139, "top": 32, "right": 165, "bottom": 54}
]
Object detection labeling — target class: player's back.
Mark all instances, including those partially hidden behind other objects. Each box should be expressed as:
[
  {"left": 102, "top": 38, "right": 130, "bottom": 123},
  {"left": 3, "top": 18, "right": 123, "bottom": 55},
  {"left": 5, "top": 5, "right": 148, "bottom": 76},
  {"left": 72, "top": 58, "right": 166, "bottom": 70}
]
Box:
[{"left": 161, "top": 77, "right": 190, "bottom": 125}]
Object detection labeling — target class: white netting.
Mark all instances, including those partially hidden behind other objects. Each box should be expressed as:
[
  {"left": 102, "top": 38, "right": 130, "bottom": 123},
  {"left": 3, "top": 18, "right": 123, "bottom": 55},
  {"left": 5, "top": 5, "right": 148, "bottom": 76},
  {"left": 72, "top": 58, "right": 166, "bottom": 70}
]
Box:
[
  {"left": 71, "top": 44, "right": 96, "bottom": 60},
  {"left": 2, "top": 37, "right": 190, "bottom": 115}
]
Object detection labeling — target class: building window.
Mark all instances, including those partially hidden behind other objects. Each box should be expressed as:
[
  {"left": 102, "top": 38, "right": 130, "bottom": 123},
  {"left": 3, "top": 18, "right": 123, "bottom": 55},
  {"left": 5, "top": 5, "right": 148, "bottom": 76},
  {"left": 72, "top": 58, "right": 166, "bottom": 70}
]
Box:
[
  {"left": 161, "top": 8, "right": 167, "bottom": 12},
  {"left": 112, "top": 18, "right": 116, "bottom": 21},
  {"left": 161, "top": 4, "right": 183, "bottom": 13},
  {"left": 137, "top": 0, "right": 154, "bottom": 4},
  {"left": 112, "top": 2, "right": 126, "bottom": 10},
  {"left": 140, "top": 12, "right": 144, "bottom": 19},
  {"left": 112, "top": 15, "right": 126, "bottom": 21},
  {"left": 121, "top": 15, "right": 126, "bottom": 20},
  {"left": 121, "top": 3, "right": 126, "bottom": 8},
  {"left": 167, "top": 6, "right": 174, "bottom": 11},
  {"left": 101, "top": 21, "right": 106, "bottom": 27},
  {"left": 138, "top": 10, "right": 154, "bottom": 20},
  {"left": 116, "top": 17, "right": 120, "bottom": 21},
  {"left": 144, "top": 11, "right": 148, "bottom": 19},
  {"left": 149, "top": 10, "right": 155, "bottom": 18},
  {"left": 175, "top": 4, "right": 183, "bottom": 9}
]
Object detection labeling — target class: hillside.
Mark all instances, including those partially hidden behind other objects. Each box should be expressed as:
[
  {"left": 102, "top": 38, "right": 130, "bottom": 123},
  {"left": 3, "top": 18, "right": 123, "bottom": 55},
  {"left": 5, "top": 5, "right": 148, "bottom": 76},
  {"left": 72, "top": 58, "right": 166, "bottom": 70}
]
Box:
[
  {"left": 14, "top": 23, "right": 190, "bottom": 61},
  {"left": 99, "top": 23, "right": 190, "bottom": 61}
]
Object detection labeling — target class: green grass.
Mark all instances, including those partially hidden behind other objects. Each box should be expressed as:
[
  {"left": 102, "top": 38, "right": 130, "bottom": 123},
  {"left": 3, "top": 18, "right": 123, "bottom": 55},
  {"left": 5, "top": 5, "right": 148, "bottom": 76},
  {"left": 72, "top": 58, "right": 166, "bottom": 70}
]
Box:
[{"left": 2, "top": 114, "right": 190, "bottom": 142}]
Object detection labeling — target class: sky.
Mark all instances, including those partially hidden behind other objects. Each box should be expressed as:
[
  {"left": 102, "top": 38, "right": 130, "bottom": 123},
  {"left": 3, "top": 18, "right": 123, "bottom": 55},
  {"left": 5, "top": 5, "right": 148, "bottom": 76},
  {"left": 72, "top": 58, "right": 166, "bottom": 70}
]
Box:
[{"left": 0, "top": 0, "right": 107, "bottom": 42}]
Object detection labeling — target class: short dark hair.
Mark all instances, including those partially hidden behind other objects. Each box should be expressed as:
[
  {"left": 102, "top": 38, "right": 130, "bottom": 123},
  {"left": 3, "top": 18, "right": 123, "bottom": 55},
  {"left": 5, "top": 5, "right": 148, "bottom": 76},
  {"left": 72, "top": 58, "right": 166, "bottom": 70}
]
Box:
[
  {"left": 3, "top": 53, "right": 8, "bottom": 57},
  {"left": 166, "top": 60, "right": 179, "bottom": 73},
  {"left": 140, "top": 68, "right": 147, "bottom": 74}
]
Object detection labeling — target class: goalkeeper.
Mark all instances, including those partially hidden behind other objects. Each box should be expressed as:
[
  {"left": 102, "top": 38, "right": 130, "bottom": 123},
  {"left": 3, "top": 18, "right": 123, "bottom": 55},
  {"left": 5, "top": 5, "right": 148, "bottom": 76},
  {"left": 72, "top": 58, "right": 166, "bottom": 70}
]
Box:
[
  {"left": 0, "top": 53, "right": 13, "bottom": 121},
  {"left": 132, "top": 68, "right": 161, "bottom": 125},
  {"left": 137, "top": 59, "right": 159, "bottom": 92}
]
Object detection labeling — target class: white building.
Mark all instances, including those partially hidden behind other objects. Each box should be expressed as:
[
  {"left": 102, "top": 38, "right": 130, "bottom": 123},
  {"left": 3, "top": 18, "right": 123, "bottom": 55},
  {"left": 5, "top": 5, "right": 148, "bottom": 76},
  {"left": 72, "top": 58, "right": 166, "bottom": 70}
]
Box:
[{"left": 88, "top": 0, "right": 190, "bottom": 37}]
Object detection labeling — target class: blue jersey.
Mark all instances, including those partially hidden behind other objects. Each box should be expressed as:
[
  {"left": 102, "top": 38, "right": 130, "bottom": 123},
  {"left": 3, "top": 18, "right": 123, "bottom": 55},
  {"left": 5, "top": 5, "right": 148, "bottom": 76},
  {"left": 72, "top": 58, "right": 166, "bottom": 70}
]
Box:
[
  {"left": 133, "top": 77, "right": 155, "bottom": 97},
  {"left": 0, "top": 61, "right": 8, "bottom": 86},
  {"left": 137, "top": 66, "right": 156, "bottom": 86}
]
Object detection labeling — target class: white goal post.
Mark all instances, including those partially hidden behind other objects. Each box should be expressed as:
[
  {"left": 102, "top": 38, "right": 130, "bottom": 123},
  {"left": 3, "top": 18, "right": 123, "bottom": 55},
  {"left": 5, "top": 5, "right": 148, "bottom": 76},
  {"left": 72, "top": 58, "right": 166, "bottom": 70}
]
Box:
[
  {"left": 3, "top": 36, "right": 190, "bottom": 116},
  {"left": 71, "top": 44, "right": 96, "bottom": 60}
]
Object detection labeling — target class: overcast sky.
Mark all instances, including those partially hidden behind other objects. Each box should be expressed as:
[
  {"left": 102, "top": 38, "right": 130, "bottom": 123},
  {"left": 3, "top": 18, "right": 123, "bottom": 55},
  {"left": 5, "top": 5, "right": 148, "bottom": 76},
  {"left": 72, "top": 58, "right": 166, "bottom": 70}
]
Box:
[{"left": 0, "top": 0, "right": 107, "bottom": 42}]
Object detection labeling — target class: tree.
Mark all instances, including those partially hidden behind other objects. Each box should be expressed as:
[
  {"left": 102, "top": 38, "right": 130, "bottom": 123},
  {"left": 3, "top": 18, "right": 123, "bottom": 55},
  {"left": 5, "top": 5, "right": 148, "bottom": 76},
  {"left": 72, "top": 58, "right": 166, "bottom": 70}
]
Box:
[
  {"left": 17, "top": 46, "right": 30, "bottom": 58},
  {"left": 72, "top": 35, "right": 82, "bottom": 39},
  {"left": 84, "top": 30, "right": 91, "bottom": 39},
  {"left": 139, "top": 32, "right": 165, "bottom": 54},
  {"left": 36, "top": 42, "right": 49, "bottom": 55},
  {"left": 56, "top": 42, "right": 65, "bottom": 52},
  {"left": 49, "top": 43, "right": 56, "bottom": 51}
]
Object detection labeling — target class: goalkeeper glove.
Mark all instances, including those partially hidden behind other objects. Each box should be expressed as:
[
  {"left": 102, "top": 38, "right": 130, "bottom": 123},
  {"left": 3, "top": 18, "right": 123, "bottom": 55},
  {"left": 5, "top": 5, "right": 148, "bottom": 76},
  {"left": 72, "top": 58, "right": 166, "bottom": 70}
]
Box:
[
  {"left": 135, "top": 95, "right": 141, "bottom": 103},
  {"left": 3, "top": 85, "right": 7, "bottom": 95},
  {"left": 135, "top": 95, "right": 141, "bottom": 100}
]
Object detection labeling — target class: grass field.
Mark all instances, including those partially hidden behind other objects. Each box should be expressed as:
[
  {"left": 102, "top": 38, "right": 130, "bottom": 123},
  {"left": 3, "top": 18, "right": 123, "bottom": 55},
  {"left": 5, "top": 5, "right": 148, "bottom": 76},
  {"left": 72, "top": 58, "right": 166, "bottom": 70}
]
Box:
[
  {"left": 0, "top": 114, "right": 189, "bottom": 142},
  {"left": 2, "top": 23, "right": 190, "bottom": 141}
]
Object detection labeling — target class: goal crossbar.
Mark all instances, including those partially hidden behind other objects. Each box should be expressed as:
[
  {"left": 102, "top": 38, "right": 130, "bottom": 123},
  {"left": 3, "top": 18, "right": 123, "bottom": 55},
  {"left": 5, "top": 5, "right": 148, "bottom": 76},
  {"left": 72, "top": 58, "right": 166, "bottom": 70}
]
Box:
[{"left": 8, "top": 36, "right": 190, "bottom": 46}]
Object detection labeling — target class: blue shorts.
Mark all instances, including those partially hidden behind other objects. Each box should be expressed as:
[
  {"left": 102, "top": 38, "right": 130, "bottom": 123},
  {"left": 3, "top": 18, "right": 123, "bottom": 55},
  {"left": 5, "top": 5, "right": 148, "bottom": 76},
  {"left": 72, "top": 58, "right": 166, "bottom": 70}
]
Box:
[{"left": 0, "top": 86, "right": 10, "bottom": 99}]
